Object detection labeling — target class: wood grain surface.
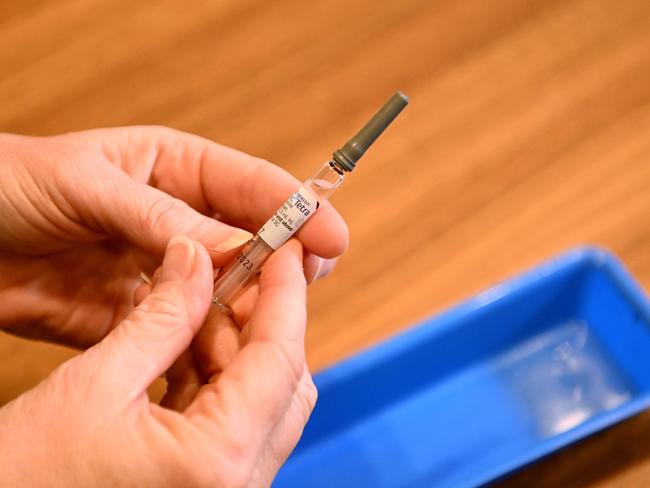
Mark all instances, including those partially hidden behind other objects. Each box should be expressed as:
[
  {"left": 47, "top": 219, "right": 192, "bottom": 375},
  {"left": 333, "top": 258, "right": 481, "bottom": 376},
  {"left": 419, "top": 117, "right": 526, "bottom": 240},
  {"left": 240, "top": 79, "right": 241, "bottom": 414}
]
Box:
[{"left": 1, "top": 1, "right": 650, "bottom": 486}]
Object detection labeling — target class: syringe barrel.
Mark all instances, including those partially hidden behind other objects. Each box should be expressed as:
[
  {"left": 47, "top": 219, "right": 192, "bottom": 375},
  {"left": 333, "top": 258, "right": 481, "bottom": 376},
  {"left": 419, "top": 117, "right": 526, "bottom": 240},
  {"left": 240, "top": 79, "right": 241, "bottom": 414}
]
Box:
[
  {"left": 212, "top": 91, "right": 409, "bottom": 313},
  {"left": 212, "top": 160, "right": 345, "bottom": 313}
]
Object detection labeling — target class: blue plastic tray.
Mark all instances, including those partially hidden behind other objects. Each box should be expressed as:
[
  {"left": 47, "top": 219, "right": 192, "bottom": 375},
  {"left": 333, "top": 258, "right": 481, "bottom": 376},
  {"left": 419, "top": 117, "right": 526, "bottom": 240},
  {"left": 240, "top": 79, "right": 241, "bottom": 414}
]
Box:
[{"left": 274, "top": 247, "right": 650, "bottom": 488}]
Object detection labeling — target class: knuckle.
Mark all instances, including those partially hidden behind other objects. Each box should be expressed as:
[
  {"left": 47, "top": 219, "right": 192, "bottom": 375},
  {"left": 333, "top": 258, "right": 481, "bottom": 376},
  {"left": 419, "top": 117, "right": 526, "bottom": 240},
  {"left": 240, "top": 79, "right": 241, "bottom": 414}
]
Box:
[
  {"left": 144, "top": 196, "right": 192, "bottom": 236},
  {"left": 47, "top": 356, "right": 95, "bottom": 403},
  {"left": 136, "top": 287, "right": 189, "bottom": 322},
  {"left": 271, "top": 339, "right": 306, "bottom": 387}
]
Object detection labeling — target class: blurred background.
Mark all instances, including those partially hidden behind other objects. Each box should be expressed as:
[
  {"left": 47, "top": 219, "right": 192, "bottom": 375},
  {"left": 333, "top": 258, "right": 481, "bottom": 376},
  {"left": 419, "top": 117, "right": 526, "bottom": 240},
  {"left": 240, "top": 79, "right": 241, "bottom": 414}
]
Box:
[{"left": 1, "top": 0, "right": 650, "bottom": 485}]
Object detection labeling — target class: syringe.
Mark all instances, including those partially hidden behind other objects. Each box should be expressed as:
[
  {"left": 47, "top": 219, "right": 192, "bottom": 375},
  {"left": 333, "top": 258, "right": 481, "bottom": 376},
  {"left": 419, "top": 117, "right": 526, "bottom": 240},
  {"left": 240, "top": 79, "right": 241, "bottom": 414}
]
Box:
[{"left": 212, "top": 91, "right": 409, "bottom": 313}]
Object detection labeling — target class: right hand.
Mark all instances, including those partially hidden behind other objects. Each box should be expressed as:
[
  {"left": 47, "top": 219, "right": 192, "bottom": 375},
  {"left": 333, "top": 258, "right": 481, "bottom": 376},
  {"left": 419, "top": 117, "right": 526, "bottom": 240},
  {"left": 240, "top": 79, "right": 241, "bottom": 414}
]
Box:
[{"left": 0, "top": 236, "right": 315, "bottom": 487}]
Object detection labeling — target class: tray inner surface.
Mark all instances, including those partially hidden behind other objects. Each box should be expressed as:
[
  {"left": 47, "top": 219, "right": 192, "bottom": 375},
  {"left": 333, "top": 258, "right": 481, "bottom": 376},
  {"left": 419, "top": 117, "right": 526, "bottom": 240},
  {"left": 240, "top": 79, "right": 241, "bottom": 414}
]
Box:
[{"left": 276, "top": 259, "right": 650, "bottom": 488}]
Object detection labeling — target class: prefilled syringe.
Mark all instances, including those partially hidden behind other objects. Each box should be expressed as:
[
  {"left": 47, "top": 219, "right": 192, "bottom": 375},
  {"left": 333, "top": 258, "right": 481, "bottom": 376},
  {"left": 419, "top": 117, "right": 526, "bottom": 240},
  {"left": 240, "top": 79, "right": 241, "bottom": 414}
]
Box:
[{"left": 212, "top": 91, "right": 409, "bottom": 313}]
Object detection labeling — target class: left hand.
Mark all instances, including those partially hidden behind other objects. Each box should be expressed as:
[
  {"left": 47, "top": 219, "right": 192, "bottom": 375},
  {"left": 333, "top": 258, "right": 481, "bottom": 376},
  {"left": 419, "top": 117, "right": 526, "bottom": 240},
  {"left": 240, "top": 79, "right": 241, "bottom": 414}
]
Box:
[{"left": 0, "top": 126, "right": 348, "bottom": 348}]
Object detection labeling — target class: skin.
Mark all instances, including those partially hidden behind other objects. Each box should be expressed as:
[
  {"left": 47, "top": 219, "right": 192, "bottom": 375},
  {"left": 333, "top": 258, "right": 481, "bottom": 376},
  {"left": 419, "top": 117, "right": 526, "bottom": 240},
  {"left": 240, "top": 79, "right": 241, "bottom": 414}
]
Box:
[{"left": 0, "top": 127, "right": 349, "bottom": 487}]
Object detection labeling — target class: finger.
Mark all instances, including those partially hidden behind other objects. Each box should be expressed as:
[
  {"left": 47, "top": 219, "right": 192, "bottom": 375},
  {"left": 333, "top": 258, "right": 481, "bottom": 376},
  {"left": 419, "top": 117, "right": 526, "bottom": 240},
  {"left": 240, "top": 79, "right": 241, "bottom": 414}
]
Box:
[
  {"left": 55, "top": 153, "right": 252, "bottom": 266},
  {"left": 191, "top": 308, "right": 242, "bottom": 380},
  {"left": 191, "top": 278, "right": 259, "bottom": 380},
  {"left": 303, "top": 253, "right": 322, "bottom": 284},
  {"left": 185, "top": 239, "right": 306, "bottom": 448},
  {"left": 65, "top": 127, "right": 349, "bottom": 259},
  {"left": 246, "top": 239, "right": 306, "bottom": 345},
  {"left": 87, "top": 236, "right": 213, "bottom": 399},
  {"left": 133, "top": 283, "right": 151, "bottom": 307},
  {"left": 229, "top": 274, "right": 260, "bottom": 327},
  {"left": 160, "top": 349, "right": 205, "bottom": 412},
  {"left": 151, "top": 266, "right": 162, "bottom": 286}
]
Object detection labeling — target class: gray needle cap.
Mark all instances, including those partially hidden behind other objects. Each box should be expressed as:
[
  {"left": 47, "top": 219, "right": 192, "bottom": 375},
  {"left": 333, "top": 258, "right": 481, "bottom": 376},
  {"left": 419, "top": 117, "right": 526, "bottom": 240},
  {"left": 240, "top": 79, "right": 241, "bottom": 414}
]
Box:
[{"left": 333, "top": 91, "right": 409, "bottom": 172}]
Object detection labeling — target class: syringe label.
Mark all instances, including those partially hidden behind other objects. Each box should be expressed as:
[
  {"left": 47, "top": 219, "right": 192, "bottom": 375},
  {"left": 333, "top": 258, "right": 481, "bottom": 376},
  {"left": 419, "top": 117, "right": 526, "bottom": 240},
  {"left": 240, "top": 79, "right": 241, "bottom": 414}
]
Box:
[{"left": 258, "top": 185, "right": 319, "bottom": 250}]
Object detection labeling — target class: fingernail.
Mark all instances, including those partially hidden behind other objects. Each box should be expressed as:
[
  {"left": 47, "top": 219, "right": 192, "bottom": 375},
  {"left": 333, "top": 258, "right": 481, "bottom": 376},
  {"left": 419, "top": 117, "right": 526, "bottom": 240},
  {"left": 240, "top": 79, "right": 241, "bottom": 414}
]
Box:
[
  {"left": 317, "top": 258, "right": 335, "bottom": 280},
  {"left": 313, "top": 258, "right": 323, "bottom": 280},
  {"left": 212, "top": 229, "right": 253, "bottom": 253},
  {"left": 161, "top": 236, "right": 196, "bottom": 282},
  {"left": 139, "top": 271, "right": 153, "bottom": 286}
]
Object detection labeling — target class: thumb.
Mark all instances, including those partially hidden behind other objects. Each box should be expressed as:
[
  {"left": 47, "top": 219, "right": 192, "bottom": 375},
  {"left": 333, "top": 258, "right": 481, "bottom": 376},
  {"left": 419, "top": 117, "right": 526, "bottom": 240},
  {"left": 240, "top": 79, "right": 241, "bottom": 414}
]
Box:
[{"left": 87, "top": 235, "right": 213, "bottom": 399}]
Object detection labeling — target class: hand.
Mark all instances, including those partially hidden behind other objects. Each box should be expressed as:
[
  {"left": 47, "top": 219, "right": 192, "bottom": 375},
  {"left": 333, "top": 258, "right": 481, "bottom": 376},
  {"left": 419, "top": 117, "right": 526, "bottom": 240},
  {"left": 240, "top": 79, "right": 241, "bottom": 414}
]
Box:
[
  {"left": 0, "top": 127, "right": 348, "bottom": 347},
  {"left": 0, "top": 236, "right": 315, "bottom": 487}
]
